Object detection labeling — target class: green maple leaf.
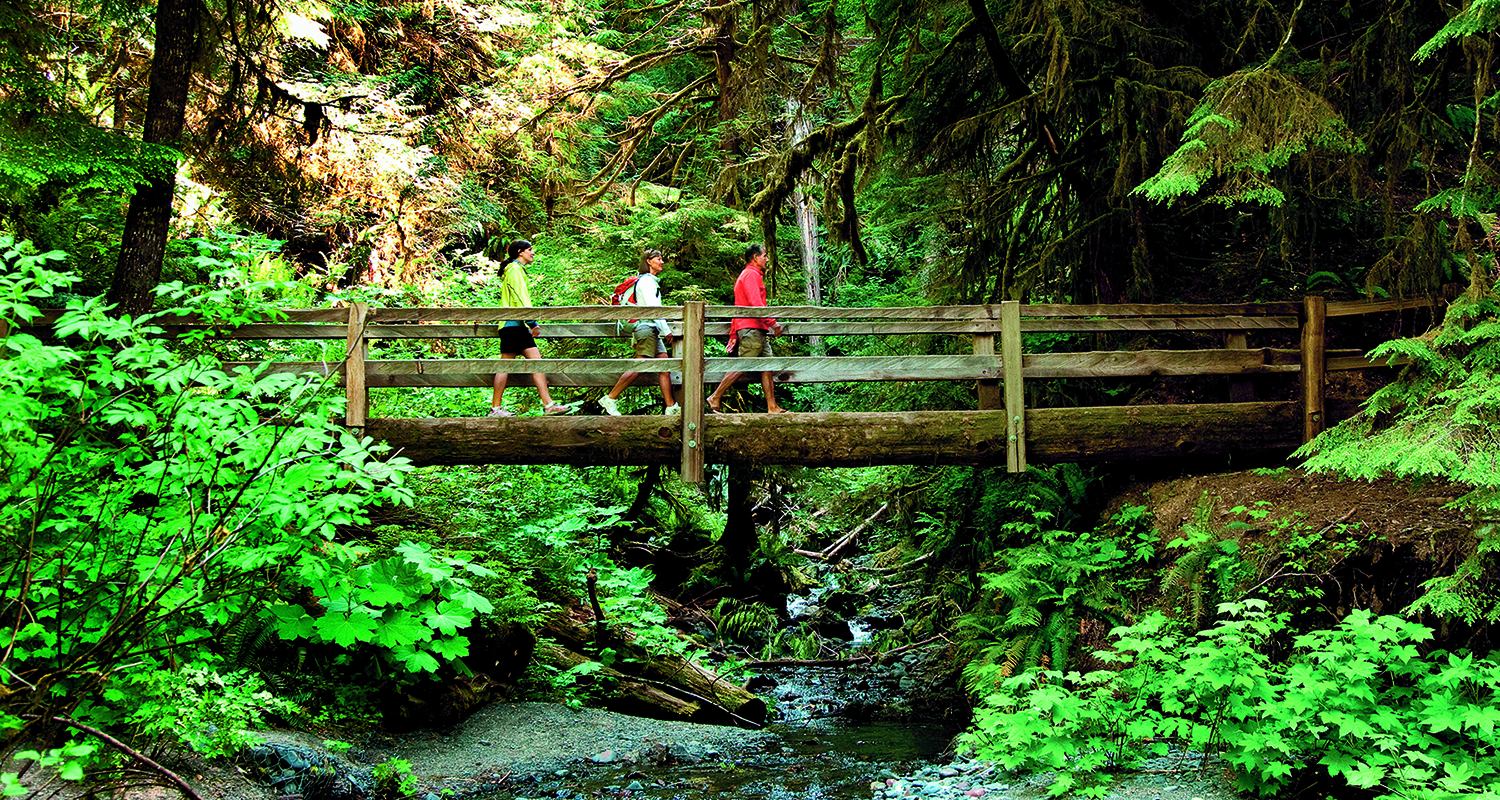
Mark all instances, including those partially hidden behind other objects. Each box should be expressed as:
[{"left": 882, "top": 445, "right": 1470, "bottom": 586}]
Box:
[
  {"left": 452, "top": 588, "right": 495, "bottom": 613},
  {"left": 1347, "top": 761, "right": 1386, "bottom": 789},
  {"left": 1320, "top": 750, "right": 1359, "bottom": 778},
  {"left": 425, "top": 600, "right": 472, "bottom": 635},
  {"left": 396, "top": 647, "right": 441, "bottom": 673},
  {"left": 315, "top": 612, "right": 379, "bottom": 647},
  {"left": 267, "top": 603, "right": 316, "bottom": 638},
  {"left": 360, "top": 579, "right": 412, "bottom": 608},
  {"left": 374, "top": 610, "right": 432, "bottom": 648},
  {"left": 1422, "top": 693, "right": 1466, "bottom": 733},
  {"left": 1461, "top": 703, "right": 1500, "bottom": 734},
  {"left": 430, "top": 635, "right": 471, "bottom": 660}
]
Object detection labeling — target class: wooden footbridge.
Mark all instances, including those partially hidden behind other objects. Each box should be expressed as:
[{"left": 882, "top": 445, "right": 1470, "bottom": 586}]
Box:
[{"left": 140, "top": 296, "right": 1432, "bottom": 482}]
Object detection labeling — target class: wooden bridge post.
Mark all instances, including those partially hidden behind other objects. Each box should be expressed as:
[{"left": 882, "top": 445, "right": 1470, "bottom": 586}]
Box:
[
  {"left": 680, "top": 301, "right": 705, "bottom": 483},
  {"left": 1300, "top": 295, "right": 1326, "bottom": 442},
  {"left": 973, "top": 331, "right": 1000, "bottom": 410},
  {"left": 1001, "top": 300, "right": 1026, "bottom": 472},
  {"left": 345, "top": 302, "right": 369, "bottom": 427},
  {"left": 1226, "top": 331, "right": 1255, "bottom": 402}
]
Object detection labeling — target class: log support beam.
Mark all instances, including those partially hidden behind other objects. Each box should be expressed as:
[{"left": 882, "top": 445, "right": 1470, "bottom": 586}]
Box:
[{"left": 363, "top": 400, "right": 1363, "bottom": 469}]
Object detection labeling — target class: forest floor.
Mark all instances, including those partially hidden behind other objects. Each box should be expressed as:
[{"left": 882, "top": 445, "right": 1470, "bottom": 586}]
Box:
[{"left": 1128, "top": 466, "right": 1472, "bottom": 546}]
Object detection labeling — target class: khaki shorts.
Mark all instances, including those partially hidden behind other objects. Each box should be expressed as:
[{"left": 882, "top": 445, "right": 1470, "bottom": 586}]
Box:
[
  {"left": 632, "top": 324, "right": 667, "bottom": 357},
  {"left": 736, "top": 328, "right": 772, "bottom": 357}
]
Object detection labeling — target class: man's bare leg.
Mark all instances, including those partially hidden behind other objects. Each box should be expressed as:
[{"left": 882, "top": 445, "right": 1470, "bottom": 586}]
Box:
[
  {"left": 707, "top": 370, "right": 742, "bottom": 412},
  {"left": 762, "top": 370, "right": 784, "bottom": 413}
]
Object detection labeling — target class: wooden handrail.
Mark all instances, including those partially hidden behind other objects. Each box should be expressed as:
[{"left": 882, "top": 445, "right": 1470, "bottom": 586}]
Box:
[{"left": 19, "top": 296, "right": 1437, "bottom": 480}]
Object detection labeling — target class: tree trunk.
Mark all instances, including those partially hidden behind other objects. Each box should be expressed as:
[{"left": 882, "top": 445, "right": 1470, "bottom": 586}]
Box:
[
  {"left": 787, "top": 99, "right": 823, "bottom": 355},
  {"left": 722, "top": 465, "right": 756, "bottom": 573},
  {"left": 108, "top": 0, "right": 202, "bottom": 317},
  {"left": 539, "top": 644, "right": 709, "bottom": 721}
]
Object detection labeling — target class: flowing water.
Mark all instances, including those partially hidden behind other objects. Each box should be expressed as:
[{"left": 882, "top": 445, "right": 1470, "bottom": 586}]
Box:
[
  {"left": 489, "top": 701, "right": 960, "bottom": 800},
  {"left": 484, "top": 582, "right": 963, "bottom": 800}
]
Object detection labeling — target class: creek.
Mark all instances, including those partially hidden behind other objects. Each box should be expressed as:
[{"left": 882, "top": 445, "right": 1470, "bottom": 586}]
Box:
[
  {"left": 477, "top": 665, "right": 963, "bottom": 800},
  {"left": 475, "top": 576, "right": 967, "bottom": 800}
]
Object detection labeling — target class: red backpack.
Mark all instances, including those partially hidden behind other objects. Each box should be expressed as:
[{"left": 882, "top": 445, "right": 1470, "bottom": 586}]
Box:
[
  {"left": 610, "top": 274, "right": 639, "bottom": 334},
  {"left": 610, "top": 274, "right": 640, "bottom": 306}
]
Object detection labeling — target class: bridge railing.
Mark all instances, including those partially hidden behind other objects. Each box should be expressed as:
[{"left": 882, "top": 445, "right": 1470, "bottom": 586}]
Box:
[{"left": 21, "top": 296, "right": 1434, "bottom": 480}]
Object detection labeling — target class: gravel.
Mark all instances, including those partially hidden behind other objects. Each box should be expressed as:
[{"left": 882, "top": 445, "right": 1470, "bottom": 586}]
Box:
[
  {"left": 368, "top": 701, "right": 778, "bottom": 791},
  {"left": 107, "top": 703, "right": 1242, "bottom": 800},
  {"left": 866, "top": 752, "right": 1242, "bottom": 800}
]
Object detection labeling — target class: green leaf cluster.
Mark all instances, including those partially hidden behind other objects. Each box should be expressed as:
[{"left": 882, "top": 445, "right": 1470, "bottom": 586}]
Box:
[
  {"left": 264, "top": 540, "right": 497, "bottom": 674},
  {"left": 0, "top": 237, "right": 423, "bottom": 771},
  {"left": 961, "top": 602, "right": 1500, "bottom": 799},
  {"left": 1135, "top": 69, "right": 1364, "bottom": 208},
  {"left": 1414, "top": 0, "right": 1500, "bottom": 62}
]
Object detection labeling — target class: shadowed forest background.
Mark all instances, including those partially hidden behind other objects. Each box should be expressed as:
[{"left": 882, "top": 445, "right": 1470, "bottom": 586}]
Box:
[{"left": 1, "top": 0, "right": 1499, "bottom": 797}]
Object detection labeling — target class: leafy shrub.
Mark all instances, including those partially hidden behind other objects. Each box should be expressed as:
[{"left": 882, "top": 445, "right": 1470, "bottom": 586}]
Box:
[
  {"left": 1298, "top": 294, "right": 1500, "bottom": 624},
  {"left": 0, "top": 238, "right": 416, "bottom": 781},
  {"left": 122, "top": 667, "right": 297, "bottom": 759},
  {"left": 961, "top": 601, "right": 1500, "bottom": 799},
  {"left": 372, "top": 756, "right": 419, "bottom": 799}
]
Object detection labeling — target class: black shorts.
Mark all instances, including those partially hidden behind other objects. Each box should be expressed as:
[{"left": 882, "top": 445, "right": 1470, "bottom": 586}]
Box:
[{"left": 500, "top": 325, "right": 537, "bottom": 354}]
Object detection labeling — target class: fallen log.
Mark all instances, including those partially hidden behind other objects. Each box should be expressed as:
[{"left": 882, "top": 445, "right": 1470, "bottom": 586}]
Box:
[
  {"left": 544, "top": 616, "right": 767, "bottom": 728},
  {"left": 538, "top": 644, "right": 707, "bottom": 722}
]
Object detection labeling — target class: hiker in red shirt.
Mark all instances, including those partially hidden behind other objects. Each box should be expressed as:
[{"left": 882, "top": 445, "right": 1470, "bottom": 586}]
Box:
[{"left": 708, "top": 243, "right": 786, "bottom": 413}]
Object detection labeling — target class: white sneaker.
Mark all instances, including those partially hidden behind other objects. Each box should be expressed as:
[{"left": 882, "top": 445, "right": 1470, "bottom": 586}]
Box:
[
  {"left": 599, "top": 395, "right": 622, "bottom": 416},
  {"left": 664, "top": 404, "right": 682, "bottom": 416},
  {"left": 488, "top": 406, "right": 512, "bottom": 417}
]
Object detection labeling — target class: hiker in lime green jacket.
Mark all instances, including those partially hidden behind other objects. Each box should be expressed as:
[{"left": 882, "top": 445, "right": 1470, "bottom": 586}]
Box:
[{"left": 490, "top": 239, "right": 572, "bottom": 417}]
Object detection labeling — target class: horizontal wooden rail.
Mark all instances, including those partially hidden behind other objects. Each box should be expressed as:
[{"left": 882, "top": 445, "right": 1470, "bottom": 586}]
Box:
[
  {"left": 20, "top": 297, "right": 1428, "bottom": 328},
  {"left": 165, "top": 315, "right": 1303, "bottom": 341},
  {"left": 22, "top": 296, "right": 1436, "bottom": 480}
]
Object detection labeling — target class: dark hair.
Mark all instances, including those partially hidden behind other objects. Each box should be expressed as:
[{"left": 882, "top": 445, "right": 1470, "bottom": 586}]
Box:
[
  {"left": 507, "top": 239, "right": 533, "bottom": 261},
  {"left": 744, "top": 243, "right": 764, "bottom": 263},
  {"left": 638, "top": 249, "right": 663, "bottom": 274}
]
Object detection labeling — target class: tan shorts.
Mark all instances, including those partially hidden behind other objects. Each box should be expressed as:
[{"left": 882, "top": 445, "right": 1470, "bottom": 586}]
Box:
[
  {"left": 632, "top": 324, "right": 667, "bottom": 357},
  {"left": 736, "top": 328, "right": 772, "bottom": 357}
]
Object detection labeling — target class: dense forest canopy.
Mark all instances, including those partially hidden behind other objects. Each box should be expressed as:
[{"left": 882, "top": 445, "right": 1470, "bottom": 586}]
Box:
[{"left": 1, "top": 0, "right": 1495, "bottom": 308}]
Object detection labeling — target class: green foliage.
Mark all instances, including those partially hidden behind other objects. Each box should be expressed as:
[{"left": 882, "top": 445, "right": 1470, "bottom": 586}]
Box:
[
  {"left": 123, "top": 667, "right": 297, "bottom": 759},
  {"left": 961, "top": 602, "right": 1500, "bottom": 799},
  {"left": 0, "top": 116, "right": 179, "bottom": 205},
  {"left": 1414, "top": 0, "right": 1500, "bottom": 62},
  {"left": 1160, "top": 496, "right": 1252, "bottom": 625},
  {"left": 953, "top": 468, "right": 1130, "bottom": 692},
  {"left": 263, "top": 540, "right": 498, "bottom": 675},
  {"left": 957, "top": 524, "right": 1131, "bottom": 693},
  {"left": 3, "top": 743, "right": 97, "bottom": 792},
  {"left": 712, "top": 598, "right": 777, "bottom": 645},
  {"left": 0, "top": 241, "right": 420, "bottom": 781},
  {"left": 1135, "top": 69, "right": 1364, "bottom": 208},
  {"left": 372, "top": 756, "right": 419, "bottom": 799},
  {"left": 1298, "top": 294, "right": 1500, "bottom": 622}
]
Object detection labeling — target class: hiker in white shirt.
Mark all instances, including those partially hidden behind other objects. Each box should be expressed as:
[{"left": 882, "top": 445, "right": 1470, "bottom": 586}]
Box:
[{"left": 599, "top": 250, "right": 681, "bottom": 416}]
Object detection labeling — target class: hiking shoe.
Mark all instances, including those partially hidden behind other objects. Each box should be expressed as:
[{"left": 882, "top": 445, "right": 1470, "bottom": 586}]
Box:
[
  {"left": 664, "top": 404, "right": 682, "bottom": 416},
  {"left": 599, "top": 395, "right": 622, "bottom": 416},
  {"left": 543, "top": 403, "right": 574, "bottom": 416},
  {"left": 488, "top": 407, "right": 512, "bottom": 417}
]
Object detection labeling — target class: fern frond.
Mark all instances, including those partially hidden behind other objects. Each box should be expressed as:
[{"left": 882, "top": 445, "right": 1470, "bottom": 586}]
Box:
[
  {"left": 1134, "top": 68, "right": 1362, "bottom": 208},
  {"left": 1414, "top": 0, "right": 1500, "bottom": 62}
]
